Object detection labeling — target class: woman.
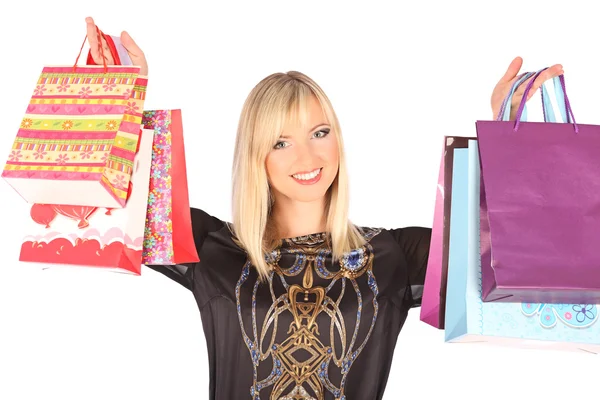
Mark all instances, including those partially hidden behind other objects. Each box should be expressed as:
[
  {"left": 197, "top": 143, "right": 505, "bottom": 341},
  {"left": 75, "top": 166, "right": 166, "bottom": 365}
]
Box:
[{"left": 85, "top": 16, "right": 563, "bottom": 400}]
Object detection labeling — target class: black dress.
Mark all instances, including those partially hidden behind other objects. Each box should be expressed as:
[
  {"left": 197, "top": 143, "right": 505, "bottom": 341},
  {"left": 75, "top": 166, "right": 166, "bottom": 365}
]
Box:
[{"left": 147, "top": 208, "right": 431, "bottom": 400}]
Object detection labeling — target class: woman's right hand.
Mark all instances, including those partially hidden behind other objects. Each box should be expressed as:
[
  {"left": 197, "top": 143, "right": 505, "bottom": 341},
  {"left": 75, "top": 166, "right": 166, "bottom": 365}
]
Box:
[{"left": 85, "top": 16, "right": 148, "bottom": 76}]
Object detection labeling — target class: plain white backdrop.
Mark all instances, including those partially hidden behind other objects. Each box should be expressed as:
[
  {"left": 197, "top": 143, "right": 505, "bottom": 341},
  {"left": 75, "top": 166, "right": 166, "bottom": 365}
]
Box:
[{"left": 1, "top": 1, "right": 598, "bottom": 399}]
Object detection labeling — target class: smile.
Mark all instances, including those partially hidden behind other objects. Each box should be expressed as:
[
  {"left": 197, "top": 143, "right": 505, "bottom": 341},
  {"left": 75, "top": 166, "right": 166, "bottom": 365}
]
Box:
[{"left": 291, "top": 168, "right": 322, "bottom": 185}]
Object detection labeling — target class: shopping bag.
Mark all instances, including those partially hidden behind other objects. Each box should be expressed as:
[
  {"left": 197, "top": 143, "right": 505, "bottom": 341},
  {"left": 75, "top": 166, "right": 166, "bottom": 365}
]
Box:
[
  {"left": 482, "top": 71, "right": 561, "bottom": 301},
  {"left": 141, "top": 110, "right": 199, "bottom": 265},
  {"left": 420, "top": 136, "right": 474, "bottom": 329},
  {"left": 476, "top": 69, "right": 600, "bottom": 304},
  {"left": 18, "top": 128, "right": 154, "bottom": 275},
  {"left": 444, "top": 140, "right": 600, "bottom": 353},
  {"left": 87, "top": 35, "right": 199, "bottom": 265},
  {"left": 2, "top": 25, "right": 148, "bottom": 209}
]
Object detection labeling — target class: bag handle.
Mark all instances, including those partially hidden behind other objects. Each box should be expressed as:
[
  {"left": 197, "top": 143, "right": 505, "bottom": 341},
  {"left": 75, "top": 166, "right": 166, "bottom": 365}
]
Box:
[
  {"left": 552, "top": 74, "right": 571, "bottom": 124},
  {"left": 514, "top": 68, "right": 578, "bottom": 132},
  {"left": 87, "top": 29, "right": 123, "bottom": 66},
  {"left": 540, "top": 75, "right": 570, "bottom": 124},
  {"left": 73, "top": 25, "right": 122, "bottom": 72},
  {"left": 497, "top": 72, "right": 535, "bottom": 121},
  {"left": 498, "top": 70, "right": 565, "bottom": 123}
]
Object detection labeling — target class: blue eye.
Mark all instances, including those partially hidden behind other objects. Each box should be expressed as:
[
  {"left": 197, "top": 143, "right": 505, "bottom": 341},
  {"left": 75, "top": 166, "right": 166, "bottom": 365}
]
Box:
[
  {"left": 273, "top": 141, "right": 288, "bottom": 150},
  {"left": 313, "top": 128, "right": 330, "bottom": 139}
]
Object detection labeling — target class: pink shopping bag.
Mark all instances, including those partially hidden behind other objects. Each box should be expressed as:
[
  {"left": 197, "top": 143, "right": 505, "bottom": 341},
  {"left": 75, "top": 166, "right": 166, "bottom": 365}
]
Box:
[{"left": 420, "top": 135, "right": 474, "bottom": 328}]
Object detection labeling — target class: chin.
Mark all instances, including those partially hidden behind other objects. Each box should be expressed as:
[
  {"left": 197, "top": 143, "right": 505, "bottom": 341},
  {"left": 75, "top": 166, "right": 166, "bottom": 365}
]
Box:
[
  {"left": 285, "top": 190, "right": 330, "bottom": 203},
  {"left": 283, "top": 179, "right": 335, "bottom": 203}
]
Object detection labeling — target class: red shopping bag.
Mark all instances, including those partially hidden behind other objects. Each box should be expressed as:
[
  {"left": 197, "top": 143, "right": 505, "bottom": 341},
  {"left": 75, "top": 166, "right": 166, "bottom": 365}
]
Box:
[
  {"left": 18, "top": 129, "right": 154, "bottom": 275},
  {"left": 141, "top": 110, "right": 199, "bottom": 265}
]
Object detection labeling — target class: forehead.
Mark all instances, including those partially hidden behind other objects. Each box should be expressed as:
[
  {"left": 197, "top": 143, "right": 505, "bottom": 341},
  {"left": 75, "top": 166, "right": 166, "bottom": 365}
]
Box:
[{"left": 282, "top": 94, "right": 328, "bottom": 133}]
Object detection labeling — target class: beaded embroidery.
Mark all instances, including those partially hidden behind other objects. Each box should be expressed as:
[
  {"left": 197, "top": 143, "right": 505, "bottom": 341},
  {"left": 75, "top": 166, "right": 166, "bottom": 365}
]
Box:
[{"left": 236, "top": 228, "right": 382, "bottom": 400}]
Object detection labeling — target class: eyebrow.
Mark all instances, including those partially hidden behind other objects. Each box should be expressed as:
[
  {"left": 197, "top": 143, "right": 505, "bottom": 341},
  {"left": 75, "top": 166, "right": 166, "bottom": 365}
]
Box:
[{"left": 280, "top": 123, "right": 330, "bottom": 139}]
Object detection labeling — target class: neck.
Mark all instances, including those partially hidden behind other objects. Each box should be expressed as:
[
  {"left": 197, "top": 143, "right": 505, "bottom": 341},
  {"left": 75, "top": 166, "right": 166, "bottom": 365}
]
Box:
[{"left": 270, "top": 195, "right": 328, "bottom": 240}]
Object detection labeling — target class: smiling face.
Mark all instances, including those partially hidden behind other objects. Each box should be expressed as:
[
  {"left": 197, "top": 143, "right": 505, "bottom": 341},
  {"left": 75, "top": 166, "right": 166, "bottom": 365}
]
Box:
[{"left": 265, "top": 94, "right": 339, "bottom": 204}]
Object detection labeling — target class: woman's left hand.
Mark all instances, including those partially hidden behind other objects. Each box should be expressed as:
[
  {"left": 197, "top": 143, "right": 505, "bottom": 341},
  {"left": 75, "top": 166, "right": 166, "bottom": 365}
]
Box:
[{"left": 490, "top": 56, "right": 563, "bottom": 120}]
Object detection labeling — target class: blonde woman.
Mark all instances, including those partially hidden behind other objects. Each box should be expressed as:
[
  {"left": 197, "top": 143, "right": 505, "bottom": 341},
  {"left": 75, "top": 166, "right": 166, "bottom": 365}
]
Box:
[{"left": 85, "top": 16, "right": 563, "bottom": 400}]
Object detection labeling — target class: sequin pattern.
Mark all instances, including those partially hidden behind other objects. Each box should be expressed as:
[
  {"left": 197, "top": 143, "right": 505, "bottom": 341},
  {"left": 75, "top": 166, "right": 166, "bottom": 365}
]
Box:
[
  {"left": 141, "top": 110, "right": 173, "bottom": 264},
  {"left": 236, "top": 228, "right": 382, "bottom": 400}
]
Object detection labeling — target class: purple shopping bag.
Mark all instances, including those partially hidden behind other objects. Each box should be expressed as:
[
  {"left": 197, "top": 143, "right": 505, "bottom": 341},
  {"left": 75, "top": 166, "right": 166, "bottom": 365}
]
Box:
[
  {"left": 476, "top": 70, "right": 600, "bottom": 304},
  {"left": 420, "top": 136, "right": 474, "bottom": 329}
]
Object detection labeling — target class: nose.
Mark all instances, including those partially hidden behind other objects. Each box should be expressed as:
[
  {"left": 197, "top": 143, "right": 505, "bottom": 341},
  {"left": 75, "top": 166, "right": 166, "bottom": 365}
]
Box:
[{"left": 294, "top": 141, "right": 317, "bottom": 166}]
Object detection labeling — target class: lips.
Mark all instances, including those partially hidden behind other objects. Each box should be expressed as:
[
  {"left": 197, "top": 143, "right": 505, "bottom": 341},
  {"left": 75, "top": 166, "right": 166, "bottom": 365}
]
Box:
[{"left": 291, "top": 168, "right": 322, "bottom": 185}]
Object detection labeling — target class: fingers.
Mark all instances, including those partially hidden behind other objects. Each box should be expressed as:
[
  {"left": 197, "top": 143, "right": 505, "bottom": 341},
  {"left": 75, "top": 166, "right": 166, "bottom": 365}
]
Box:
[
  {"left": 120, "top": 31, "right": 145, "bottom": 59},
  {"left": 120, "top": 31, "right": 149, "bottom": 75},
  {"left": 85, "top": 17, "right": 100, "bottom": 62},
  {"left": 494, "top": 59, "right": 564, "bottom": 120},
  {"left": 85, "top": 16, "right": 114, "bottom": 65},
  {"left": 511, "top": 65, "right": 563, "bottom": 101},
  {"left": 513, "top": 75, "right": 534, "bottom": 99},
  {"left": 526, "top": 64, "right": 563, "bottom": 100},
  {"left": 498, "top": 56, "right": 523, "bottom": 84},
  {"left": 509, "top": 65, "right": 564, "bottom": 118}
]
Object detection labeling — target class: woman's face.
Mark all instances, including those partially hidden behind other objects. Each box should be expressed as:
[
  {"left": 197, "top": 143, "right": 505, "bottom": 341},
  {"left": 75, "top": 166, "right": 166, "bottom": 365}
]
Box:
[{"left": 265, "top": 95, "right": 339, "bottom": 204}]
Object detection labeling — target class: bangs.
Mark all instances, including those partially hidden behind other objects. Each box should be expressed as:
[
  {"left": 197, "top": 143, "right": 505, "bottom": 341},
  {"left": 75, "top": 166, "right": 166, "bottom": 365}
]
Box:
[
  {"left": 251, "top": 76, "right": 333, "bottom": 160},
  {"left": 283, "top": 83, "right": 312, "bottom": 132}
]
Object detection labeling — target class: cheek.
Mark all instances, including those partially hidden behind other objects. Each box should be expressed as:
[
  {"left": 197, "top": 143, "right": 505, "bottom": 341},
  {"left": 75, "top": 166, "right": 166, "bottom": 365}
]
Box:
[
  {"left": 323, "top": 137, "right": 339, "bottom": 167},
  {"left": 265, "top": 152, "right": 289, "bottom": 182}
]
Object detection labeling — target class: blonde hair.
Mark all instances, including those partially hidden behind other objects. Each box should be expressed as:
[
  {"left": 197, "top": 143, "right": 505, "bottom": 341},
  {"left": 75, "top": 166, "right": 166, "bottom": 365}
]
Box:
[{"left": 231, "top": 71, "right": 365, "bottom": 280}]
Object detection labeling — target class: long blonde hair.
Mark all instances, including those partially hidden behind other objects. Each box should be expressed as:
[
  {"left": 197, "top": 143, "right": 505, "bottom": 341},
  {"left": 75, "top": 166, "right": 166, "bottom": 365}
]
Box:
[{"left": 231, "top": 71, "right": 365, "bottom": 280}]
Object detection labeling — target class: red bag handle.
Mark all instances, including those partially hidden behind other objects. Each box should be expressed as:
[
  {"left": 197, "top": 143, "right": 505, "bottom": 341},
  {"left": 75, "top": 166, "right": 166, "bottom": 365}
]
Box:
[{"left": 74, "top": 25, "right": 122, "bottom": 72}]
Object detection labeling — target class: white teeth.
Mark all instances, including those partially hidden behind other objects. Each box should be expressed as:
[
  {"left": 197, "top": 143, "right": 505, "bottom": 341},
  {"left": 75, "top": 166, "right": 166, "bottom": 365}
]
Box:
[{"left": 292, "top": 168, "right": 321, "bottom": 180}]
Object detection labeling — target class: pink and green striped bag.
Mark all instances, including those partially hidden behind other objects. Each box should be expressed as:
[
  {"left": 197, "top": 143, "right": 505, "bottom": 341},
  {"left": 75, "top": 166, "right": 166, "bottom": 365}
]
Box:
[{"left": 2, "top": 28, "right": 147, "bottom": 208}]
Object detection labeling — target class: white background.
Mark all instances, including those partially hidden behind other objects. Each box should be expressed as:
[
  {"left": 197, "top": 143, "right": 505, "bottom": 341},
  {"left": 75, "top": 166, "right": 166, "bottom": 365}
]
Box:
[{"left": 0, "top": 1, "right": 598, "bottom": 399}]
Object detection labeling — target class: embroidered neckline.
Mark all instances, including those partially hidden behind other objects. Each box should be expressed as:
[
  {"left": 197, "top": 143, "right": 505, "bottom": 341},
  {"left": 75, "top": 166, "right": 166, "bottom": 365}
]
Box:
[{"left": 280, "top": 231, "right": 330, "bottom": 247}]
